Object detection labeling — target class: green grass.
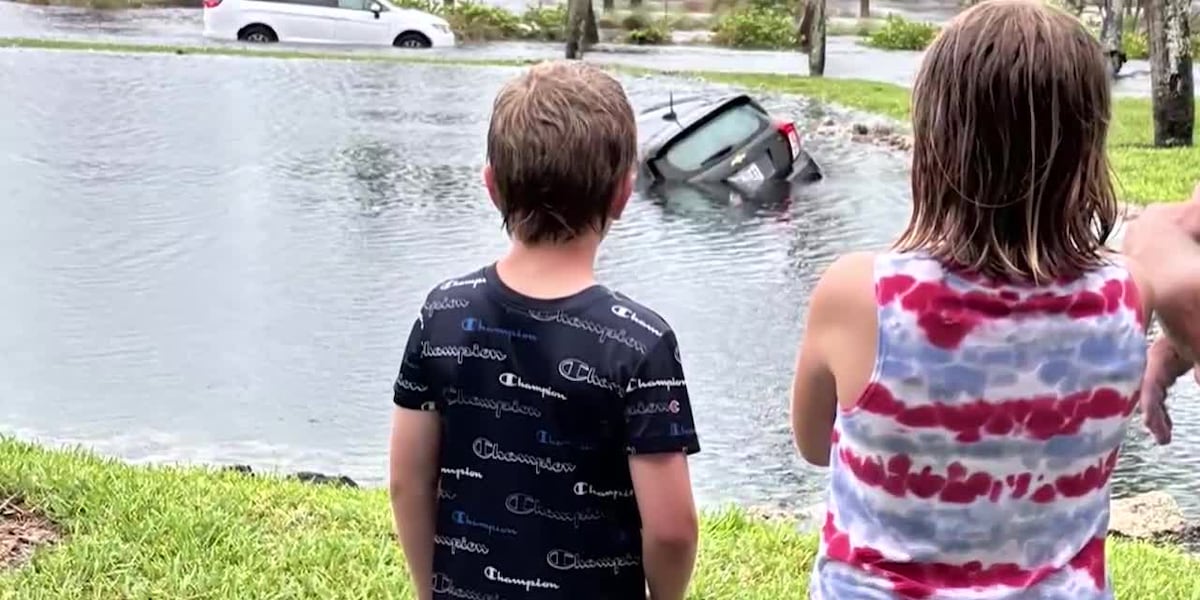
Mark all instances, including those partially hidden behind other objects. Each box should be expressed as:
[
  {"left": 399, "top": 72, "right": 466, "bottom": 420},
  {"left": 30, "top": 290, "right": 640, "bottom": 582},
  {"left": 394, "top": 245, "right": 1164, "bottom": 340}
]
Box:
[
  {"left": 688, "top": 72, "right": 1200, "bottom": 204},
  {"left": 2, "top": 36, "right": 1197, "bottom": 204},
  {"left": 1, "top": 438, "right": 1198, "bottom": 599}
]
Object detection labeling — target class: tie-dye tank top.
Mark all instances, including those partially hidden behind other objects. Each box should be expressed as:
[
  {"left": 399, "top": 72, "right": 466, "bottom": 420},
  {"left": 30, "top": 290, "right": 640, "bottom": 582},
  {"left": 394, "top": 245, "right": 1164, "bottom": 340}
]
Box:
[{"left": 811, "top": 252, "right": 1148, "bottom": 600}]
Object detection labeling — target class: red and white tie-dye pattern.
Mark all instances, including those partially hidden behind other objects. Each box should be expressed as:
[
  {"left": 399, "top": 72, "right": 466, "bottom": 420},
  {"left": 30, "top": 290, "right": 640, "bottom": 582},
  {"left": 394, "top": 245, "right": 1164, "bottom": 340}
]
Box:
[{"left": 810, "top": 252, "right": 1147, "bottom": 600}]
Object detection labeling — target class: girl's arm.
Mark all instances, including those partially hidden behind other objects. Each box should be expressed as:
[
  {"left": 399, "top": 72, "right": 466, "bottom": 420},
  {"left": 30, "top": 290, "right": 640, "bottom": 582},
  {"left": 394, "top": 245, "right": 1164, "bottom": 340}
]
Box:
[{"left": 790, "top": 252, "right": 877, "bottom": 466}]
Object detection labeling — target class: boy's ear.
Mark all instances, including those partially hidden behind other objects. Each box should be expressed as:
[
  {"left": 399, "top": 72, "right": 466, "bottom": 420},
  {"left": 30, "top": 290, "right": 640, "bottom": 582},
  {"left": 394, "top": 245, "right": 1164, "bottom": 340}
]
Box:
[
  {"left": 608, "top": 168, "right": 636, "bottom": 221},
  {"left": 482, "top": 164, "right": 502, "bottom": 211}
]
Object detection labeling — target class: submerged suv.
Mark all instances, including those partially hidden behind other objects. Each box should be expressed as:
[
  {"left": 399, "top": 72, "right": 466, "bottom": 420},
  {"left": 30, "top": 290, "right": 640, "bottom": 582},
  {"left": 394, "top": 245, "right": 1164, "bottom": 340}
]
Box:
[
  {"left": 202, "top": 0, "right": 456, "bottom": 48},
  {"left": 636, "top": 93, "right": 821, "bottom": 202}
]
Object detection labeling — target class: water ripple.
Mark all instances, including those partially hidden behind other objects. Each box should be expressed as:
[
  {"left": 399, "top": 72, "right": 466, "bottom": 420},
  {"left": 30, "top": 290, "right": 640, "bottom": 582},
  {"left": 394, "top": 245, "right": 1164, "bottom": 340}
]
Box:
[{"left": 0, "top": 49, "right": 1195, "bottom": 519}]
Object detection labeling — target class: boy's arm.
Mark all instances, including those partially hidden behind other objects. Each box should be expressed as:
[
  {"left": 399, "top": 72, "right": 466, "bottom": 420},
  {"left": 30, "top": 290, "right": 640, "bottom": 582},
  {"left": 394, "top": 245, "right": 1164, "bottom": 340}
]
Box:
[
  {"left": 623, "top": 329, "right": 700, "bottom": 600},
  {"left": 388, "top": 317, "right": 441, "bottom": 600}
]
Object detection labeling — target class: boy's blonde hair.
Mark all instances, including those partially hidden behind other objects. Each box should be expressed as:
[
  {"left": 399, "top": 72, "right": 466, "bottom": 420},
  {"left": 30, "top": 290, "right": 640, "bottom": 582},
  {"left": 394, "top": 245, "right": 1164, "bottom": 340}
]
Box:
[
  {"left": 895, "top": 0, "right": 1119, "bottom": 282},
  {"left": 486, "top": 60, "right": 637, "bottom": 244}
]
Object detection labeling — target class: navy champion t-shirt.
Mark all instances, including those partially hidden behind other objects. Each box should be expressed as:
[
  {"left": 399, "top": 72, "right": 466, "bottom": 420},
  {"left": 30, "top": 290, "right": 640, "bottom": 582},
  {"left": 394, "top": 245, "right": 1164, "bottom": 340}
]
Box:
[{"left": 393, "top": 264, "right": 701, "bottom": 600}]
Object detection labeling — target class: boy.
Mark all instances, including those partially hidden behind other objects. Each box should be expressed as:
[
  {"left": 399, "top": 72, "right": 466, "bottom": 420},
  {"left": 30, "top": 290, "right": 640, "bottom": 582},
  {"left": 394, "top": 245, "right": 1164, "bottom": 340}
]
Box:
[{"left": 388, "top": 60, "right": 701, "bottom": 600}]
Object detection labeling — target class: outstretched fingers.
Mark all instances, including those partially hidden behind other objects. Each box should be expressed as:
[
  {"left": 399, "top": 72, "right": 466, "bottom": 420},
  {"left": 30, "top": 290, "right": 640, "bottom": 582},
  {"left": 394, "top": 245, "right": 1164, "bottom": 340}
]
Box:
[{"left": 1138, "top": 337, "right": 1191, "bottom": 445}]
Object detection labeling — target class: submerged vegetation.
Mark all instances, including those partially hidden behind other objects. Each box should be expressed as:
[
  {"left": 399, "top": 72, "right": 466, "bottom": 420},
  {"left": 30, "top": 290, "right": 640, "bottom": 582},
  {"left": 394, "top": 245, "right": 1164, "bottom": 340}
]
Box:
[{"left": 2, "top": 438, "right": 1199, "bottom": 598}]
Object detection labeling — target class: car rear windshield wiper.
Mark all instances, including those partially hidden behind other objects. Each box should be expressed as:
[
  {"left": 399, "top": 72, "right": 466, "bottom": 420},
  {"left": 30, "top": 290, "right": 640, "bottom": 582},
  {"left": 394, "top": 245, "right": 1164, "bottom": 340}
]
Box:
[{"left": 700, "top": 145, "right": 735, "bottom": 168}]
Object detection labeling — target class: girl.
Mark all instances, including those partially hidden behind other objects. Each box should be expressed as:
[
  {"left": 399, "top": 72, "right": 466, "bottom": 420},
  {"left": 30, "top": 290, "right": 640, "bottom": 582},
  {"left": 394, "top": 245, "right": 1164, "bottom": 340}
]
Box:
[{"left": 790, "top": 1, "right": 1195, "bottom": 598}]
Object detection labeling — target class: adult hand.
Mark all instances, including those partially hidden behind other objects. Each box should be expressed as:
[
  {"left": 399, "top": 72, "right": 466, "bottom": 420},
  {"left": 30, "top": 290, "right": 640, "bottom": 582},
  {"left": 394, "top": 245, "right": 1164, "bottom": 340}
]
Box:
[
  {"left": 1123, "top": 183, "right": 1200, "bottom": 357},
  {"left": 1139, "top": 337, "right": 1195, "bottom": 445},
  {"left": 1122, "top": 183, "right": 1200, "bottom": 444}
]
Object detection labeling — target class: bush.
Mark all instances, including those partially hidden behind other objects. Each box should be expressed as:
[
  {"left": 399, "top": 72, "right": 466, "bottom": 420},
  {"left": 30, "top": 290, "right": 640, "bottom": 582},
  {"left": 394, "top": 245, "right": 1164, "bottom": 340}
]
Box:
[
  {"left": 444, "top": 2, "right": 523, "bottom": 41},
  {"left": 620, "top": 10, "right": 654, "bottom": 30},
  {"left": 1122, "top": 29, "right": 1149, "bottom": 60},
  {"left": 391, "top": 0, "right": 566, "bottom": 42},
  {"left": 617, "top": 10, "right": 671, "bottom": 44},
  {"left": 519, "top": 5, "right": 568, "bottom": 41},
  {"left": 624, "top": 23, "right": 672, "bottom": 44},
  {"left": 711, "top": 6, "right": 796, "bottom": 49},
  {"left": 1091, "top": 24, "right": 1199, "bottom": 62},
  {"left": 862, "top": 14, "right": 938, "bottom": 51}
]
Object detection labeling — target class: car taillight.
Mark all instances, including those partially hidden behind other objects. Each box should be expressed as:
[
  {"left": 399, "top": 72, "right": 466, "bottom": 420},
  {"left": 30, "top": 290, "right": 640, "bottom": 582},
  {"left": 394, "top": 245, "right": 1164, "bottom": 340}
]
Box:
[
  {"left": 202, "top": 0, "right": 222, "bottom": 8},
  {"left": 776, "top": 120, "right": 801, "bottom": 161}
]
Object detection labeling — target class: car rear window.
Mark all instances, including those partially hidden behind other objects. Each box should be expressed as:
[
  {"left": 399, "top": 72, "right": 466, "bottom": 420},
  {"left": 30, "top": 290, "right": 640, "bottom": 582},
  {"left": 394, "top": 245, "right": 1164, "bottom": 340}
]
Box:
[{"left": 662, "top": 103, "right": 766, "bottom": 172}]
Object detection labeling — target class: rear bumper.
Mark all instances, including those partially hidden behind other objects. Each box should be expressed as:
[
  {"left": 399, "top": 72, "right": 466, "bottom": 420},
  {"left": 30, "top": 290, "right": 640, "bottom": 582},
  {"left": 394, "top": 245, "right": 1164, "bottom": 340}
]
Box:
[{"left": 790, "top": 150, "right": 822, "bottom": 182}]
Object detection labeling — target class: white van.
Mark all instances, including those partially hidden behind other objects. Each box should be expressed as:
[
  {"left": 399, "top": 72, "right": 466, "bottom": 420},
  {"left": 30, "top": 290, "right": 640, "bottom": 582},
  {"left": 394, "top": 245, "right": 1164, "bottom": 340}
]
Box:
[{"left": 202, "top": 0, "right": 456, "bottom": 48}]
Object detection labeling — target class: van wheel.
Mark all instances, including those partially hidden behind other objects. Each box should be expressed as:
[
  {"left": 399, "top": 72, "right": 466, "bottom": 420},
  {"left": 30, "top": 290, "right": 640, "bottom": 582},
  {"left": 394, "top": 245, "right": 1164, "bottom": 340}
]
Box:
[
  {"left": 238, "top": 24, "right": 278, "bottom": 43},
  {"left": 393, "top": 32, "right": 432, "bottom": 49}
]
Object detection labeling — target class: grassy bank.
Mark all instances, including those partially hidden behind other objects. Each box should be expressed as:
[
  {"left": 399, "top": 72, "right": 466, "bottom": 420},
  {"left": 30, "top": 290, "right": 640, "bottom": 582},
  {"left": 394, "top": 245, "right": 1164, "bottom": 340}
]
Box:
[
  {"left": 1, "top": 438, "right": 1199, "bottom": 598},
  {"left": 2, "top": 36, "right": 1197, "bottom": 204},
  {"left": 697, "top": 72, "right": 1200, "bottom": 204}
]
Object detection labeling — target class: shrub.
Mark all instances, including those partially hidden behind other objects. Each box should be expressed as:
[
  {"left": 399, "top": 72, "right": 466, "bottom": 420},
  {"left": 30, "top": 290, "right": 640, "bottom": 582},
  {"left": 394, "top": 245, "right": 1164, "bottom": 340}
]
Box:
[
  {"left": 616, "top": 10, "right": 672, "bottom": 44},
  {"left": 443, "top": 2, "right": 523, "bottom": 41},
  {"left": 862, "top": 14, "right": 938, "bottom": 51},
  {"left": 1089, "top": 23, "right": 1198, "bottom": 62},
  {"left": 392, "top": 0, "right": 567, "bottom": 42},
  {"left": 620, "top": 10, "right": 654, "bottom": 30},
  {"left": 711, "top": 6, "right": 796, "bottom": 49},
  {"left": 519, "top": 5, "right": 568, "bottom": 41},
  {"left": 1122, "top": 29, "right": 1149, "bottom": 60},
  {"left": 624, "top": 22, "right": 672, "bottom": 44}
]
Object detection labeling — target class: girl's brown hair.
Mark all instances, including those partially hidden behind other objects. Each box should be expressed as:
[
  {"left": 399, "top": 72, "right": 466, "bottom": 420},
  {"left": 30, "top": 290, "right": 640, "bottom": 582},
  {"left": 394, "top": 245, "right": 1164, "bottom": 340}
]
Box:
[{"left": 895, "top": 0, "right": 1119, "bottom": 283}]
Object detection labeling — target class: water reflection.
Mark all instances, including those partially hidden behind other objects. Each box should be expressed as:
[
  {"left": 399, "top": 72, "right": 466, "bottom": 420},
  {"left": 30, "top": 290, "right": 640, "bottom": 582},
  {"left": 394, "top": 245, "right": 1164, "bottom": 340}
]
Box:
[{"left": 0, "top": 48, "right": 1196, "bottom": 521}]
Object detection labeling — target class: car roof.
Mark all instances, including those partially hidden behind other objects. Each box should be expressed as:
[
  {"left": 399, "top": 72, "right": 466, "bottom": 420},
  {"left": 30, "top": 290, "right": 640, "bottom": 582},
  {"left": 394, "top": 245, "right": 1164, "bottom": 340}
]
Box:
[
  {"left": 637, "top": 93, "right": 749, "bottom": 127},
  {"left": 637, "top": 93, "right": 762, "bottom": 154}
]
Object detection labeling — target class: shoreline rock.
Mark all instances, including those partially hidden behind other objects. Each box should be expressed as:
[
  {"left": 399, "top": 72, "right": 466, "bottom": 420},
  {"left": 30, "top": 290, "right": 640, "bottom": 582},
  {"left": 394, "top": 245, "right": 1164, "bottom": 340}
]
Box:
[
  {"left": 222, "top": 464, "right": 359, "bottom": 488},
  {"left": 1109, "top": 491, "right": 1200, "bottom": 546},
  {"left": 755, "top": 491, "right": 1199, "bottom": 548},
  {"left": 817, "top": 118, "right": 1151, "bottom": 218}
]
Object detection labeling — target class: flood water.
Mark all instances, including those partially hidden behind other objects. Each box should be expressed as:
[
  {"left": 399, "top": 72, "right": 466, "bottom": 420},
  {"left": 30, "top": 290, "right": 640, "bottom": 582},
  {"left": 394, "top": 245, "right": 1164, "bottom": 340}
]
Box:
[{"left": 0, "top": 47, "right": 1198, "bottom": 518}]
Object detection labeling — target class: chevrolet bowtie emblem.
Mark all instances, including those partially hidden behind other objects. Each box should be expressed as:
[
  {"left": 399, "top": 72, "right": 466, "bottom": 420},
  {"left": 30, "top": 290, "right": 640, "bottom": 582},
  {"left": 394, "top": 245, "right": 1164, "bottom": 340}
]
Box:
[{"left": 730, "top": 152, "right": 746, "bottom": 167}]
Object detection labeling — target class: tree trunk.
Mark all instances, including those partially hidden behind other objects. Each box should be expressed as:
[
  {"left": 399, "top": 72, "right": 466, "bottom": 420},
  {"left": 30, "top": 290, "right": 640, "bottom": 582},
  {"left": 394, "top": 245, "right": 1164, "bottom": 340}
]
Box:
[
  {"left": 1100, "top": 0, "right": 1127, "bottom": 76},
  {"left": 808, "top": 0, "right": 826, "bottom": 76},
  {"left": 630, "top": 0, "right": 642, "bottom": 7},
  {"left": 603, "top": 0, "right": 613, "bottom": 11},
  {"left": 859, "top": 0, "right": 869, "bottom": 18},
  {"left": 796, "top": 0, "right": 814, "bottom": 54},
  {"left": 585, "top": 0, "right": 599, "bottom": 45},
  {"left": 1147, "top": 0, "right": 1195, "bottom": 146},
  {"left": 565, "top": 0, "right": 589, "bottom": 58}
]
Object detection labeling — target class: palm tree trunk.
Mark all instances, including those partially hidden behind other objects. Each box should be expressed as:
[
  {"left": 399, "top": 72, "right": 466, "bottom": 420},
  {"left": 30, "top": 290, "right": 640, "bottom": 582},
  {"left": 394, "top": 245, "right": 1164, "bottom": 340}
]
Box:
[{"left": 1147, "top": 0, "right": 1195, "bottom": 146}]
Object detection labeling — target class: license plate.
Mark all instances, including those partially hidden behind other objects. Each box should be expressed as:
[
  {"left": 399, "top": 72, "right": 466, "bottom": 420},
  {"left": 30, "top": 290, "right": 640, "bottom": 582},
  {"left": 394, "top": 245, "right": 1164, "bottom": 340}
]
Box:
[{"left": 730, "top": 163, "right": 765, "bottom": 185}]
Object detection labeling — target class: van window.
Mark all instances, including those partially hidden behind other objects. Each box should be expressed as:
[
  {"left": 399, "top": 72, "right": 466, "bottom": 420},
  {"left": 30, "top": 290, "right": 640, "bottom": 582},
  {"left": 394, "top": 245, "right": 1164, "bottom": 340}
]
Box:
[
  {"left": 662, "top": 103, "right": 765, "bottom": 172},
  {"left": 337, "top": 0, "right": 367, "bottom": 8}
]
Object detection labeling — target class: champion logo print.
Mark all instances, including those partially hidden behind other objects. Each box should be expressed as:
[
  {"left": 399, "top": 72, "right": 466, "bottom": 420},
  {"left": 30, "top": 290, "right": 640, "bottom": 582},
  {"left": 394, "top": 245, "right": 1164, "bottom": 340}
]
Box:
[{"left": 610, "top": 304, "right": 663, "bottom": 337}]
